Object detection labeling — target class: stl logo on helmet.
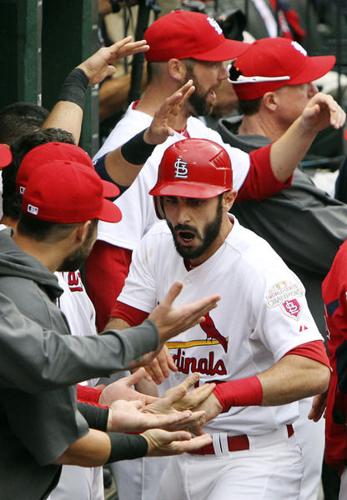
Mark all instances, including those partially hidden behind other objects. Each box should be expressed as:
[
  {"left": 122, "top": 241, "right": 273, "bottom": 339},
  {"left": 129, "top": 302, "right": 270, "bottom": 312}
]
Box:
[{"left": 174, "top": 157, "right": 188, "bottom": 179}]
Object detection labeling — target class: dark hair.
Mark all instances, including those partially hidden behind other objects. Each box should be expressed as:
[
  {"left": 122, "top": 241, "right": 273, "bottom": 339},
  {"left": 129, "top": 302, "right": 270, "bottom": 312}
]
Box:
[
  {"left": 17, "top": 213, "right": 81, "bottom": 244},
  {"left": 0, "top": 102, "right": 49, "bottom": 145},
  {"left": 2, "top": 128, "right": 75, "bottom": 220},
  {"left": 238, "top": 98, "right": 262, "bottom": 116}
]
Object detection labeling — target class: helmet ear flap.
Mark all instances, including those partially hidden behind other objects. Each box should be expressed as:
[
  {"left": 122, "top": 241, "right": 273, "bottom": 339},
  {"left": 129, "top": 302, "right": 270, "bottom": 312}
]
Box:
[{"left": 153, "top": 196, "right": 165, "bottom": 220}]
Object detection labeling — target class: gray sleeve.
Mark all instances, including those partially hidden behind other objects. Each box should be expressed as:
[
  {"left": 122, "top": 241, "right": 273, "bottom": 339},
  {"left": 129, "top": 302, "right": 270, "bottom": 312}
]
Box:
[
  {"left": 0, "top": 293, "right": 159, "bottom": 393},
  {"left": 232, "top": 172, "right": 347, "bottom": 276}
]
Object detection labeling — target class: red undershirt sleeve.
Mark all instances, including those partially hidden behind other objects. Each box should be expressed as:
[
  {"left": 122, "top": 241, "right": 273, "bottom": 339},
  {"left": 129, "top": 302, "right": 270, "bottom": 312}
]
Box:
[
  {"left": 284, "top": 340, "right": 331, "bottom": 369},
  {"left": 77, "top": 385, "right": 108, "bottom": 408},
  {"left": 237, "top": 144, "right": 293, "bottom": 202},
  {"left": 110, "top": 300, "right": 149, "bottom": 327}
]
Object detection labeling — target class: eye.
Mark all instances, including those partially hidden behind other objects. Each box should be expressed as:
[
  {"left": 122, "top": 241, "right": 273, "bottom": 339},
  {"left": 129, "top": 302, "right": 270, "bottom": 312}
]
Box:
[
  {"left": 163, "top": 197, "right": 178, "bottom": 205},
  {"left": 187, "top": 198, "right": 205, "bottom": 207}
]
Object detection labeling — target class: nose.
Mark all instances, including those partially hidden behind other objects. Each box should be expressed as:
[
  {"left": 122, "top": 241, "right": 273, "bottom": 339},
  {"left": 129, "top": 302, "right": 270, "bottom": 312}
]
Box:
[{"left": 176, "top": 201, "right": 192, "bottom": 225}]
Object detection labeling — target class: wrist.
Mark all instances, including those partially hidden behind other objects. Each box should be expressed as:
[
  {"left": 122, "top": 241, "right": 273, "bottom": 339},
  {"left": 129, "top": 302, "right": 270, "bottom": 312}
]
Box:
[
  {"left": 213, "top": 376, "right": 263, "bottom": 413},
  {"left": 58, "top": 68, "right": 89, "bottom": 110},
  {"left": 143, "top": 127, "right": 157, "bottom": 146},
  {"left": 121, "top": 130, "right": 156, "bottom": 165}
]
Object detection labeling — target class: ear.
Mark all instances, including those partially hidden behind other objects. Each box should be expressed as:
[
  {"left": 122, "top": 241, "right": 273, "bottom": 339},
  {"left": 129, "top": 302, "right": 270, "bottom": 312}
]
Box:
[
  {"left": 167, "top": 58, "right": 189, "bottom": 83},
  {"left": 222, "top": 190, "right": 238, "bottom": 211},
  {"left": 73, "top": 220, "right": 92, "bottom": 245},
  {"left": 262, "top": 91, "right": 279, "bottom": 112}
]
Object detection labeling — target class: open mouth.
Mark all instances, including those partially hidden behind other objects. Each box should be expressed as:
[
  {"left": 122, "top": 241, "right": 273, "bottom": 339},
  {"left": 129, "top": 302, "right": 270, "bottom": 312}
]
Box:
[{"left": 176, "top": 230, "right": 197, "bottom": 243}]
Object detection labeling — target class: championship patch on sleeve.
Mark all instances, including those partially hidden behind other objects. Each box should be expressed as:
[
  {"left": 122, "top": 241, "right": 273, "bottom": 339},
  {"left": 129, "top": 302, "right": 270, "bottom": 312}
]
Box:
[{"left": 265, "top": 280, "right": 305, "bottom": 320}]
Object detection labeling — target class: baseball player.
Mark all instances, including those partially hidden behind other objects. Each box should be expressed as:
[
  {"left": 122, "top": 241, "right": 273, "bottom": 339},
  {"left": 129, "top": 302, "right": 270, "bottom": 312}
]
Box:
[
  {"left": 309, "top": 242, "right": 347, "bottom": 499},
  {"left": 88, "top": 9, "right": 345, "bottom": 333},
  {"left": 219, "top": 36, "right": 341, "bottom": 500},
  {"left": 108, "top": 138, "right": 331, "bottom": 500}
]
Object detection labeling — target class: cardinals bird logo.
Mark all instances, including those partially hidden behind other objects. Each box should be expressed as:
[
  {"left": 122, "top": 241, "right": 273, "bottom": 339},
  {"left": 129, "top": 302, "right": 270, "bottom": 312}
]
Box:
[{"left": 200, "top": 313, "right": 228, "bottom": 353}]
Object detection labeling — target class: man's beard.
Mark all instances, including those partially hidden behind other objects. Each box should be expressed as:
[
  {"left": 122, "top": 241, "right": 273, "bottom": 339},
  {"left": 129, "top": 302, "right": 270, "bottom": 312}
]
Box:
[
  {"left": 189, "top": 89, "right": 214, "bottom": 117},
  {"left": 184, "top": 68, "right": 215, "bottom": 117},
  {"left": 167, "top": 199, "right": 223, "bottom": 260},
  {"left": 58, "top": 222, "right": 96, "bottom": 272}
]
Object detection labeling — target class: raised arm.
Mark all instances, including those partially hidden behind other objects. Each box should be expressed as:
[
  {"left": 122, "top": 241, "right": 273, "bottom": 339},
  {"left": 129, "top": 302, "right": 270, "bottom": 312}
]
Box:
[
  {"left": 98, "top": 80, "right": 195, "bottom": 187},
  {"left": 42, "top": 37, "right": 149, "bottom": 143},
  {"left": 270, "top": 92, "right": 346, "bottom": 182}
]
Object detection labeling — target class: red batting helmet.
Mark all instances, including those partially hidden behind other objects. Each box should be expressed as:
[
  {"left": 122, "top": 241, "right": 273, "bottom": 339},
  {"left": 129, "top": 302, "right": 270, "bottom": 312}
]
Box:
[{"left": 149, "top": 138, "right": 233, "bottom": 219}]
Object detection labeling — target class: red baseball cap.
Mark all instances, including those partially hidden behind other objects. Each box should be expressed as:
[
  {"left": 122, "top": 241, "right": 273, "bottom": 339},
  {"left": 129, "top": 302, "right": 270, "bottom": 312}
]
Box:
[
  {"left": 22, "top": 160, "right": 122, "bottom": 223},
  {"left": 145, "top": 11, "right": 248, "bottom": 63},
  {"left": 0, "top": 144, "right": 12, "bottom": 169},
  {"left": 17, "top": 142, "right": 119, "bottom": 199},
  {"left": 230, "top": 37, "right": 335, "bottom": 100}
]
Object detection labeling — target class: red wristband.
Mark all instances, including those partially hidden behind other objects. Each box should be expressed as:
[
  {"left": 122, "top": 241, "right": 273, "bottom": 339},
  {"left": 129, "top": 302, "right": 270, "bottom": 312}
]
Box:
[{"left": 213, "top": 376, "right": 263, "bottom": 412}]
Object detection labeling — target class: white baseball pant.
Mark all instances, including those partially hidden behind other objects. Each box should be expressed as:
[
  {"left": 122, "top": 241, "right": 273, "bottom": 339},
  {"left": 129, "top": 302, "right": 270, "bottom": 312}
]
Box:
[{"left": 156, "top": 427, "right": 304, "bottom": 500}]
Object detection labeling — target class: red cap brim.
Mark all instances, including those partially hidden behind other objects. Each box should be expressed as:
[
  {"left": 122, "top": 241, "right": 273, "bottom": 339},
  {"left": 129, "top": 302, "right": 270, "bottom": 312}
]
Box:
[
  {"left": 150, "top": 181, "right": 226, "bottom": 198},
  {"left": 98, "top": 198, "right": 122, "bottom": 223},
  {"left": 192, "top": 39, "right": 250, "bottom": 62},
  {"left": 290, "top": 55, "right": 336, "bottom": 85},
  {"left": 101, "top": 179, "right": 120, "bottom": 199},
  {"left": 0, "top": 144, "right": 12, "bottom": 169}
]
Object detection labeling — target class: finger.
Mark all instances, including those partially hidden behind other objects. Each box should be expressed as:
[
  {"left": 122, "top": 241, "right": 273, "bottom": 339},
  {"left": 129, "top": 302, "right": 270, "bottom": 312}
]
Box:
[
  {"left": 163, "top": 384, "right": 187, "bottom": 405},
  {"left": 156, "top": 349, "right": 172, "bottom": 378},
  {"left": 179, "top": 372, "right": 200, "bottom": 391},
  {"left": 181, "top": 295, "right": 220, "bottom": 325},
  {"left": 175, "top": 433, "right": 212, "bottom": 453},
  {"left": 103, "top": 66, "right": 117, "bottom": 80},
  {"left": 117, "top": 41, "right": 150, "bottom": 58},
  {"left": 165, "top": 349, "right": 178, "bottom": 372},
  {"left": 153, "top": 410, "right": 193, "bottom": 429},
  {"left": 165, "top": 430, "right": 192, "bottom": 442},
  {"left": 126, "top": 367, "right": 147, "bottom": 387},
  {"left": 146, "top": 358, "right": 167, "bottom": 385},
  {"left": 121, "top": 43, "right": 150, "bottom": 58},
  {"left": 161, "top": 282, "right": 184, "bottom": 308},
  {"left": 182, "top": 383, "right": 216, "bottom": 407},
  {"left": 179, "top": 81, "right": 196, "bottom": 106}
]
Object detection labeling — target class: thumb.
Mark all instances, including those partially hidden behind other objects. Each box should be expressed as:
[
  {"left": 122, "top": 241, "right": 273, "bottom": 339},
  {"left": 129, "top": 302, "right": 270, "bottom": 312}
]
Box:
[
  {"left": 161, "top": 282, "right": 184, "bottom": 308},
  {"left": 126, "top": 368, "right": 147, "bottom": 387},
  {"left": 304, "top": 104, "right": 320, "bottom": 119},
  {"left": 133, "top": 400, "right": 145, "bottom": 410}
]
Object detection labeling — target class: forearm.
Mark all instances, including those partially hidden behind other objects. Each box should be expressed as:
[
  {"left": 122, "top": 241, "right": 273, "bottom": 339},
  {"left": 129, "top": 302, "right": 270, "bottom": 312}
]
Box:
[
  {"left": 42, "top": 68, "right": 89, "bottom": 143},
  {"left": 56, "top": 429, "right": 110, "bottom": 466},
  {"left": 270, "top": 117, "right": 317, "bottom": 182},
  {"left": 43, "top": 101, "right": 83, "bottom": 143},
  {"left": 56, "top": 428, "right": 148, "bottom": 466},
  {"left": 0, "top": 317, "right": 158, "bottom": 392},
  {"left": 258, "top": 355, "right": 330, "bottom": 405},
  {"left": 214, "top": 355, "right": 330, "bottom": 412}
]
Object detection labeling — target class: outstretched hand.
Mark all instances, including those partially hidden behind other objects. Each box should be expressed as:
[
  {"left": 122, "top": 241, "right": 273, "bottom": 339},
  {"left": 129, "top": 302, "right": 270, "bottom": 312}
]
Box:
[
  {"left": 99, "top": 368, "right": 157, "bottom": 406},
  {"left": 143, "top": 428, "right": 212, "bottom": 456},
  {"left": 143, "top": 80, "right": 195, "bottom": 145},
  {"left": 107, "top": 399, "right": 195, "bottom": 433},
  {"left": 144, "top": 373, "right": 211, "bottom": 434},
  {"left": 148, "top": 281, "right": 220, "bottom": 343},
  {"left": 78, "top": 36, "right": 149, "bottom": 85},
  {"left": 299, "top": 92, "right": 346, "bottom": 133}
]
